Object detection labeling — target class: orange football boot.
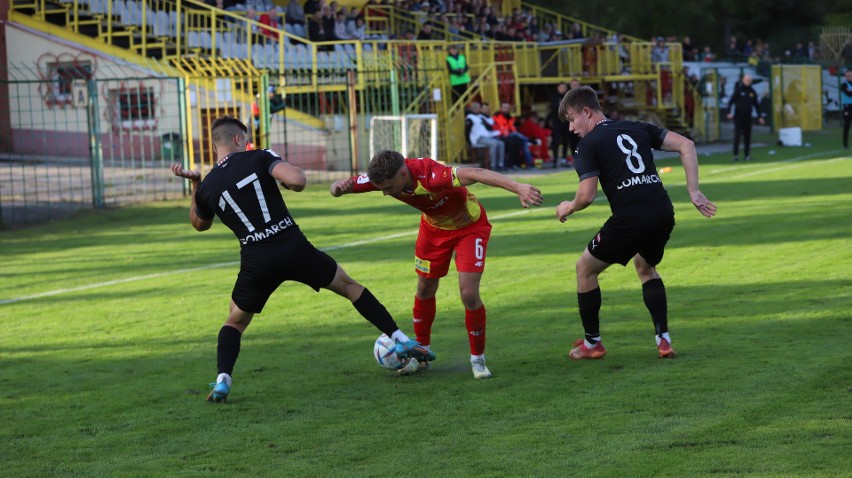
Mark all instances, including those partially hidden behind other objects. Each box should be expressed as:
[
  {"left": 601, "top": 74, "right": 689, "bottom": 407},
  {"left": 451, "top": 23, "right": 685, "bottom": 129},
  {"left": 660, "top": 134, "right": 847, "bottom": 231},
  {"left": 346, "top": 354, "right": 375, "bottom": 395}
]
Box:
[
  {"left": 568, "top": 338, "right": 607, "bottom": 360},
  {"left": 657, "top": 338, "right": 677, "bottom": 358}
]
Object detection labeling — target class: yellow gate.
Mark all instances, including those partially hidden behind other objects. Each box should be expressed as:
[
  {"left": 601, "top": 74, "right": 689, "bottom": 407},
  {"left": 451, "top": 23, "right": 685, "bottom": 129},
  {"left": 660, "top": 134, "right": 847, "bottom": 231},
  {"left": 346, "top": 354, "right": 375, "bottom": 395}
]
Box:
[{"left": 771, "top": 65, "right": 823, "bottom": 131}]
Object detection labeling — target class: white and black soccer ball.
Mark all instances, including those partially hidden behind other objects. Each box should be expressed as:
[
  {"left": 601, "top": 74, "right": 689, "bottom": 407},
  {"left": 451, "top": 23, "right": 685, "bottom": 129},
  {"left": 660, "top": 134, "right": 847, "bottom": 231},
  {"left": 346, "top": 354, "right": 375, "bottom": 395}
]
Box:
[{"left": 374, "top": 334, "right": 410, "bottom": 370}]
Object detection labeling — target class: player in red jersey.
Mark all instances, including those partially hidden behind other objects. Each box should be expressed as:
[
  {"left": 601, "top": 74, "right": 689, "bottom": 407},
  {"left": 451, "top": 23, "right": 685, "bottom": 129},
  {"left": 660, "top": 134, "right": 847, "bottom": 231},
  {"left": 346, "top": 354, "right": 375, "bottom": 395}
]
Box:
[{"left": 330, "top": 150, "right": 542, "bottom": 379}]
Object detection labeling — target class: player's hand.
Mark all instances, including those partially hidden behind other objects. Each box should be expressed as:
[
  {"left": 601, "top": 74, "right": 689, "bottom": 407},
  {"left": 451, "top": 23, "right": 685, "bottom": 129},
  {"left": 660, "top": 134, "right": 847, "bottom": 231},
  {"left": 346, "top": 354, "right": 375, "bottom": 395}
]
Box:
[
  {"left": 517, "top": 183, "right": 543, "bottom": 208},
  {"left": 690, "top": 191, "right": 717, "bottom": 218},
  {"left": 330, "top": 178, "right": 354, "bottom": 197},
  {"left": 556, "top": 200, "right": 574, "bottom": 222},
  {"left": 726, "top": 113, "right": 733, "bottom": 120},
  {"left": 171, "top": 163, "right": 201, "bottom": 182}
]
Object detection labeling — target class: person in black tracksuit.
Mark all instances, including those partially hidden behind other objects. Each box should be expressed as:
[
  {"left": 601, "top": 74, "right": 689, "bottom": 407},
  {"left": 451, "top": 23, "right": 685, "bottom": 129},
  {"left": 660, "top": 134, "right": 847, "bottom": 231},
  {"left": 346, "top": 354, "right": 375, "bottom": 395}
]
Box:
[
  {"left": 726, "top": 74, "right": 766, "bottom": 161},
  {"left": 840, "top": 69, "right": 852, "bottom": 149}
]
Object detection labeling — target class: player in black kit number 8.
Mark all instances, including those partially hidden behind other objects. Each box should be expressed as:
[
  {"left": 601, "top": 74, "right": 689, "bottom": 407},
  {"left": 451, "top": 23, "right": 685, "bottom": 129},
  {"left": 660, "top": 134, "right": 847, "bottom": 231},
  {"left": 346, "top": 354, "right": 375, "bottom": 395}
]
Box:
[
  {"left": 170, "top": 116, "right": 433, "bottom": 402},
  {"left": 554, "top": 87, "right": 717, "bottom": 360}
]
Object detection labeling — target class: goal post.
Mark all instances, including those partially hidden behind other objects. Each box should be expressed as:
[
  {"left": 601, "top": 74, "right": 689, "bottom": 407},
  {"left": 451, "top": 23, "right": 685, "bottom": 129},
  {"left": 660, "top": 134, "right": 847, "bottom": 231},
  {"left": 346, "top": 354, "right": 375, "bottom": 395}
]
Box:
[{"left": 369, "top": 114, "right": 439, "bottom": 161}]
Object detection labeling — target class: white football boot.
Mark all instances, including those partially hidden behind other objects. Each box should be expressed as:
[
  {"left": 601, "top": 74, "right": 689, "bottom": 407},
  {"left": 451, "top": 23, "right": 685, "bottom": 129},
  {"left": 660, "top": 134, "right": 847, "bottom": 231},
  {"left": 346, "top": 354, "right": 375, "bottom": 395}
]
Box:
[
  {"left": 471, "top": 356, "right": 492, "bottom": 379},
  {"left": 397, "top": 358, "right": 432, "bottom": 376}
]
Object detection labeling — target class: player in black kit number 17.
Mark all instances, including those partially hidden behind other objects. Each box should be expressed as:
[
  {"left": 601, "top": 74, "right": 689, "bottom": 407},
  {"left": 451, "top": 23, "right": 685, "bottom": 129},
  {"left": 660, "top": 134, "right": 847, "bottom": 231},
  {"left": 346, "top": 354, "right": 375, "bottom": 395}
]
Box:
[
  {"left": 554, "top": 86, "right": 717, "bottom": 360},
  {"left": 170, "top": 116, "right": 433, "bottom": 402}
]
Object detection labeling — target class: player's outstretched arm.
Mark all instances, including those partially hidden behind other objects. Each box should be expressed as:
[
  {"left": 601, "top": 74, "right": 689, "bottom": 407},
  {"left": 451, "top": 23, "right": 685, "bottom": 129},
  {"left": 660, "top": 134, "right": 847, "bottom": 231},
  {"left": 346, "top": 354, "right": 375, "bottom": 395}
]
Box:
[
  {"left": 556, "top": 176, "right": 597, "bottom": 222},
  {"left": 455, "top": 167, "right": 543, "bottom": 208},
  {"left": 660, "top": 132, "right": 717, "bottom": 218},
  {"left": 329, "top": 177, "right": 355, "bottom": 197},
  {"left": 170, "top": 163, "right": 212, "bottom": 231},
  {"left": 271, "top": 161, "right": 307, "bottom": 192}
]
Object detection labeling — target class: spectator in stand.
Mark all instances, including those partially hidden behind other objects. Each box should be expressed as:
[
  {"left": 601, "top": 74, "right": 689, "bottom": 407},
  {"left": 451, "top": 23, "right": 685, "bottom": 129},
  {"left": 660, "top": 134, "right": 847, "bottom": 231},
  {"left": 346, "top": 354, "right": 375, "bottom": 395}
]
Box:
[
  {"left": 303, "top": 0, "right": 320, "bottom": 17},
  {"left": 446, "top": 44, "right": 471, "bottom": 101},
  {"left": 417, "top": 23, "right": 434, "bottom": 40},
  {"left": 807, "top": 41, "right": 818, "bottom": 62},
  {"left": 529, "top": 17, "right": 539, "bottom": 36},
  {"left": 651, "top": 37, "right": 669, "bottom": 63},
  {"left": 842, "top": 38, "right": 852, "bottom": 69},
  {"left": 549, "top": 81, "right": 571, "bottom": 168},
  {"left": 793, "top": 42, "right": 807, "bottom": 61},
  {"left": 246, "top": 7, "right": 258, "bottom": 25},
  {"left": 762, "top": 41, "right": 773, "bottom": 61},
  {"left": 334, "top": 12, "right": 350, "bottom": 40},
  {"left": 742, "top": 39, "right": 753, "bottom": 58},
  {"left": 747, "top": 49, "right": 760, "bottom": 67},
  {"left": 481, "top": 103, "right": 523, "bottom": 170},
  {"left": 725, "top": 36, "right": 740, "bottom": 61},
  {"left": 321, "top": 5, "right": 338, "bottom": 41},
  {"left": 466, "top": 102, "right": 506, "bottom": 170},
  {"left": 208, "top": 0, "right": 236, "bottom": 11},
  {"left": 285, "top": 0, "right": 305, "bottom": 25},
  {"left": 493, "top": 102, "right": 534, "bottom": 168},
  {"left": 682, "top": 36, "right": 694, "bottom": 61},
  {"left": 347, "top": 16, "right": 366, "bottom": 40},
  {"left": 702, "top": 46, "right": 716, "bottom": 62},
  {"left": 483, "top": 6, "right": 498, "bottom": 26},
  {"left": 346, "top": 7, "right": 359, "bottom": 25},
  {"left": 258, "top": 7, "right": 280, "bottom": 40},
  {"left": 570, "top": 22, "right": 583, "bottom": 40},
  {"left": 307, "top": 12, "right": 325, "bottom": 42},
  {"left": 518, "top": 111, "right": 551, "bottom": 164}
]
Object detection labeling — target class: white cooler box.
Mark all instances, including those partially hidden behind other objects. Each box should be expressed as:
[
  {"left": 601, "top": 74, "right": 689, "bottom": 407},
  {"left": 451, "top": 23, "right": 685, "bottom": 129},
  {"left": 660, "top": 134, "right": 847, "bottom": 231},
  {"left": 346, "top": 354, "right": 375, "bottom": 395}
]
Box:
[{"left": 778, "top": 127, "right": 802, "bottom": 146}]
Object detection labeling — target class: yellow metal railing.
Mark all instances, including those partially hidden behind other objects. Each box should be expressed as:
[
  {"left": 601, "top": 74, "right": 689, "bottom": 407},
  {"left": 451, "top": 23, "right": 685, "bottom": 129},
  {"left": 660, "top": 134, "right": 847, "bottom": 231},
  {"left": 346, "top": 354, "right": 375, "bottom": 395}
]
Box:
[
  {"left": 440, "top": 63, "right": 500, "bottom": 164},
  {"left": 11, "top": 0, "right": 701, "bottom": 165}
]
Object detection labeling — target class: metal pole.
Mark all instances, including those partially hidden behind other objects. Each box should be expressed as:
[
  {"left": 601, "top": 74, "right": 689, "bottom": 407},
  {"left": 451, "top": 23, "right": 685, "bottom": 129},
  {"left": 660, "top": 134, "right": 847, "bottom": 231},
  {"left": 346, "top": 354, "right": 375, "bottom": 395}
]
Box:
[
  {"left": 348, "top": 70, "right": 359, "bottom": 174},
  {"left": 86, "top": 79, "right": 104, "bottom": 208}
]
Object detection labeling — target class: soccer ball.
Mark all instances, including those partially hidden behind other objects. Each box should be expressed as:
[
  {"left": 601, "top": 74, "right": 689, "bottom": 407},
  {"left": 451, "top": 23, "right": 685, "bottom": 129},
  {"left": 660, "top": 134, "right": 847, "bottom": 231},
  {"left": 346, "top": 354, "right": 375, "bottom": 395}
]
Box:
[{"left": 374, "top": 334, "right": 409, "bottom": 370}]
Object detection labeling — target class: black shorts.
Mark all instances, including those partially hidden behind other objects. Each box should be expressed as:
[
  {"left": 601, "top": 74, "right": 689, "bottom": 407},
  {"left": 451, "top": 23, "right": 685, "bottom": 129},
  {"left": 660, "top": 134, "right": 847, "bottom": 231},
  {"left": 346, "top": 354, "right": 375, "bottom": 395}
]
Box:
[
  {"left": 232, "top": 234, "right": 338, "bottom": 313},
  {"left": 588, "top": 209, "right": 675, "bottom": 267}
]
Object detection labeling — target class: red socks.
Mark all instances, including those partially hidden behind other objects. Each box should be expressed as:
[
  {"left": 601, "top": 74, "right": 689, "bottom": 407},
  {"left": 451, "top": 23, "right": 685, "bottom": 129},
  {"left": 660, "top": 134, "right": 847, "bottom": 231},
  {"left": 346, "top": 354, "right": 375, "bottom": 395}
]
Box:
[
  {"left": 414, "top": 297, "right": 487, "bottom": 355},
  {"left": 465, "top": 305, "right": 486, "bottom": 355},
  {"left": 412, "top": 296, "right": 436, "bottom": 346}
]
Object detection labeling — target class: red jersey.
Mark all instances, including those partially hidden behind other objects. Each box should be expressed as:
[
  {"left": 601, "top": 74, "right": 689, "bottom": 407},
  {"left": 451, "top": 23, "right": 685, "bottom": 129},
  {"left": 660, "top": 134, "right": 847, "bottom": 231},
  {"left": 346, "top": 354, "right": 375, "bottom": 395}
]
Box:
[{"left": 351, "top": 157, "right": 483, "bottom": 230}]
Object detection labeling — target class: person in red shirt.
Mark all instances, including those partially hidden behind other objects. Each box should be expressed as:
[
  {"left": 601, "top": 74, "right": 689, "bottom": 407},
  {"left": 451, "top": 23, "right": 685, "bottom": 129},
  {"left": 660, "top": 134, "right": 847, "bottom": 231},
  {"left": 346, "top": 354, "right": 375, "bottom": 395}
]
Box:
[
  {"left": 258, "top": 7, "right": 280, "bottom": 40},
  {"left": 518, "top": 111, "right": 551, "bottom": 164},
  {"left": 493, "top": 102, "right": 534, "bottom": 168},
  {"left": 330, "top": 150, "right": 542, "bottom": 379}
]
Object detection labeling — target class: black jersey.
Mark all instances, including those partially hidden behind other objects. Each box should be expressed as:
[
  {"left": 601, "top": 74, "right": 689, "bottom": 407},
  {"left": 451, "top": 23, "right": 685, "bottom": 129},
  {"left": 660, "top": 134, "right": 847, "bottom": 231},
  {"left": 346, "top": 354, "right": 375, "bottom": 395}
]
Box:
[
  {"left": 727, "top": 84, "right": 762, "bottom": 120},
  {"left": 195, "top": 149, "right": 301, "bottom": 247},
  {"left": 573, "top": 120, "right": 672, "bottom": 215}
]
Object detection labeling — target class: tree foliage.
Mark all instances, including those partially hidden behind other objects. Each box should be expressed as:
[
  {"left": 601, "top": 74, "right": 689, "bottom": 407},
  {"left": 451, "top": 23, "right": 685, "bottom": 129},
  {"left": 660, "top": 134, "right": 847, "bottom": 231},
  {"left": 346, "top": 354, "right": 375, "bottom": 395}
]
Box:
[{"left": 529, "top": 0, "right": 844, "bottom": 53}]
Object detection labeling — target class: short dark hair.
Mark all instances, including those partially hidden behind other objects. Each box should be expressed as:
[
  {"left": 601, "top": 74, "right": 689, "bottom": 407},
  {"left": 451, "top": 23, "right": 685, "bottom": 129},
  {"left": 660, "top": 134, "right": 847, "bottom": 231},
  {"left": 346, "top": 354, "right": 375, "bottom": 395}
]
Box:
[
  {"left": 368, "top": 150, "right": 405, "bottom": 183},
  {"left": 558, "top": 86, "right": 601, "bottom": 122},
  {"left": 211, "top": 116, "right": 248, "bottom": 145}
]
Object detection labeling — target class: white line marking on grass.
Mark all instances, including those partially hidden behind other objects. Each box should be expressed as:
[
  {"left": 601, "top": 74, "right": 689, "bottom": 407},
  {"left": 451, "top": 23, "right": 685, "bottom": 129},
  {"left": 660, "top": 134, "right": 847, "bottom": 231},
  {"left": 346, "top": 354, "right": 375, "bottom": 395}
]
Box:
[
  {"left": 731, "top": 154, "right": 848, "bottom": 180},
  {"left": 706, "top": 150, "right": 846, "bottom": 177},
  {"left": 0, "top": 209, "right": 534, "bottom": 305}
]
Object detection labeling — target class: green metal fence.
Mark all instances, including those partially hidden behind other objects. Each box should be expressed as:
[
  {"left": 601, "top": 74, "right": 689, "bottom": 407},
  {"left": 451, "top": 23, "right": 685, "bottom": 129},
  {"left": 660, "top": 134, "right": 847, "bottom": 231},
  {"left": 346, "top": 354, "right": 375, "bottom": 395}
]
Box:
[
  {"left": 1, "top": 61, "right": 186, "bottom": 227},
  {"left": 1, "top": 59, "right": 442, "bottom": 227}
]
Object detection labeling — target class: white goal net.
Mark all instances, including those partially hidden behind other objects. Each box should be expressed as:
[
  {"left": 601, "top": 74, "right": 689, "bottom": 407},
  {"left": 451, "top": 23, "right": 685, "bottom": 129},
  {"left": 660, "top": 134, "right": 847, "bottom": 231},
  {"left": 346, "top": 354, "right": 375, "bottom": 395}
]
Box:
[{"left": 369, "top": 114, "right": 439, "bottom": 161}]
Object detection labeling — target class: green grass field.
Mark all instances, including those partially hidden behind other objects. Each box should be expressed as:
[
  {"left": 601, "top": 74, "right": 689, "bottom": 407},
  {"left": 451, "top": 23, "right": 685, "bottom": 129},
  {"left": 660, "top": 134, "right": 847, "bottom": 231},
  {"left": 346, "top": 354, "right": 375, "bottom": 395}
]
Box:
[{"left": 1, "top": 129, "right": 851, "bottom": 477}]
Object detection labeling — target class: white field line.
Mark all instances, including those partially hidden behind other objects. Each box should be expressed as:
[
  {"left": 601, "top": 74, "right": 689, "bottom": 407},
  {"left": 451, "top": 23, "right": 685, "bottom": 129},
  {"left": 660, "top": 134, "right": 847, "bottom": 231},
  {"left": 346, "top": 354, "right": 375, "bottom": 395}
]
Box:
[
  {"left": 0, "top": 209, "right": 533, "bottom": 305},
  {"left": 729, "top": 154, "right": 848, "bottom": 180},
  {"left": 706, "top": 149, "right": 847, "bottom": 177}
]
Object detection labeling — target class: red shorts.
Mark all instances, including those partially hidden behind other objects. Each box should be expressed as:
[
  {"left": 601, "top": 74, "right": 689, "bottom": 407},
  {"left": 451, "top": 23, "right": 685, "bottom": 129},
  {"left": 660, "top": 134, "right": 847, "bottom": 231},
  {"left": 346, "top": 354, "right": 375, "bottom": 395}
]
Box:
[{"left": 414, "top": 211, "right": 492, "bottom": 278}]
